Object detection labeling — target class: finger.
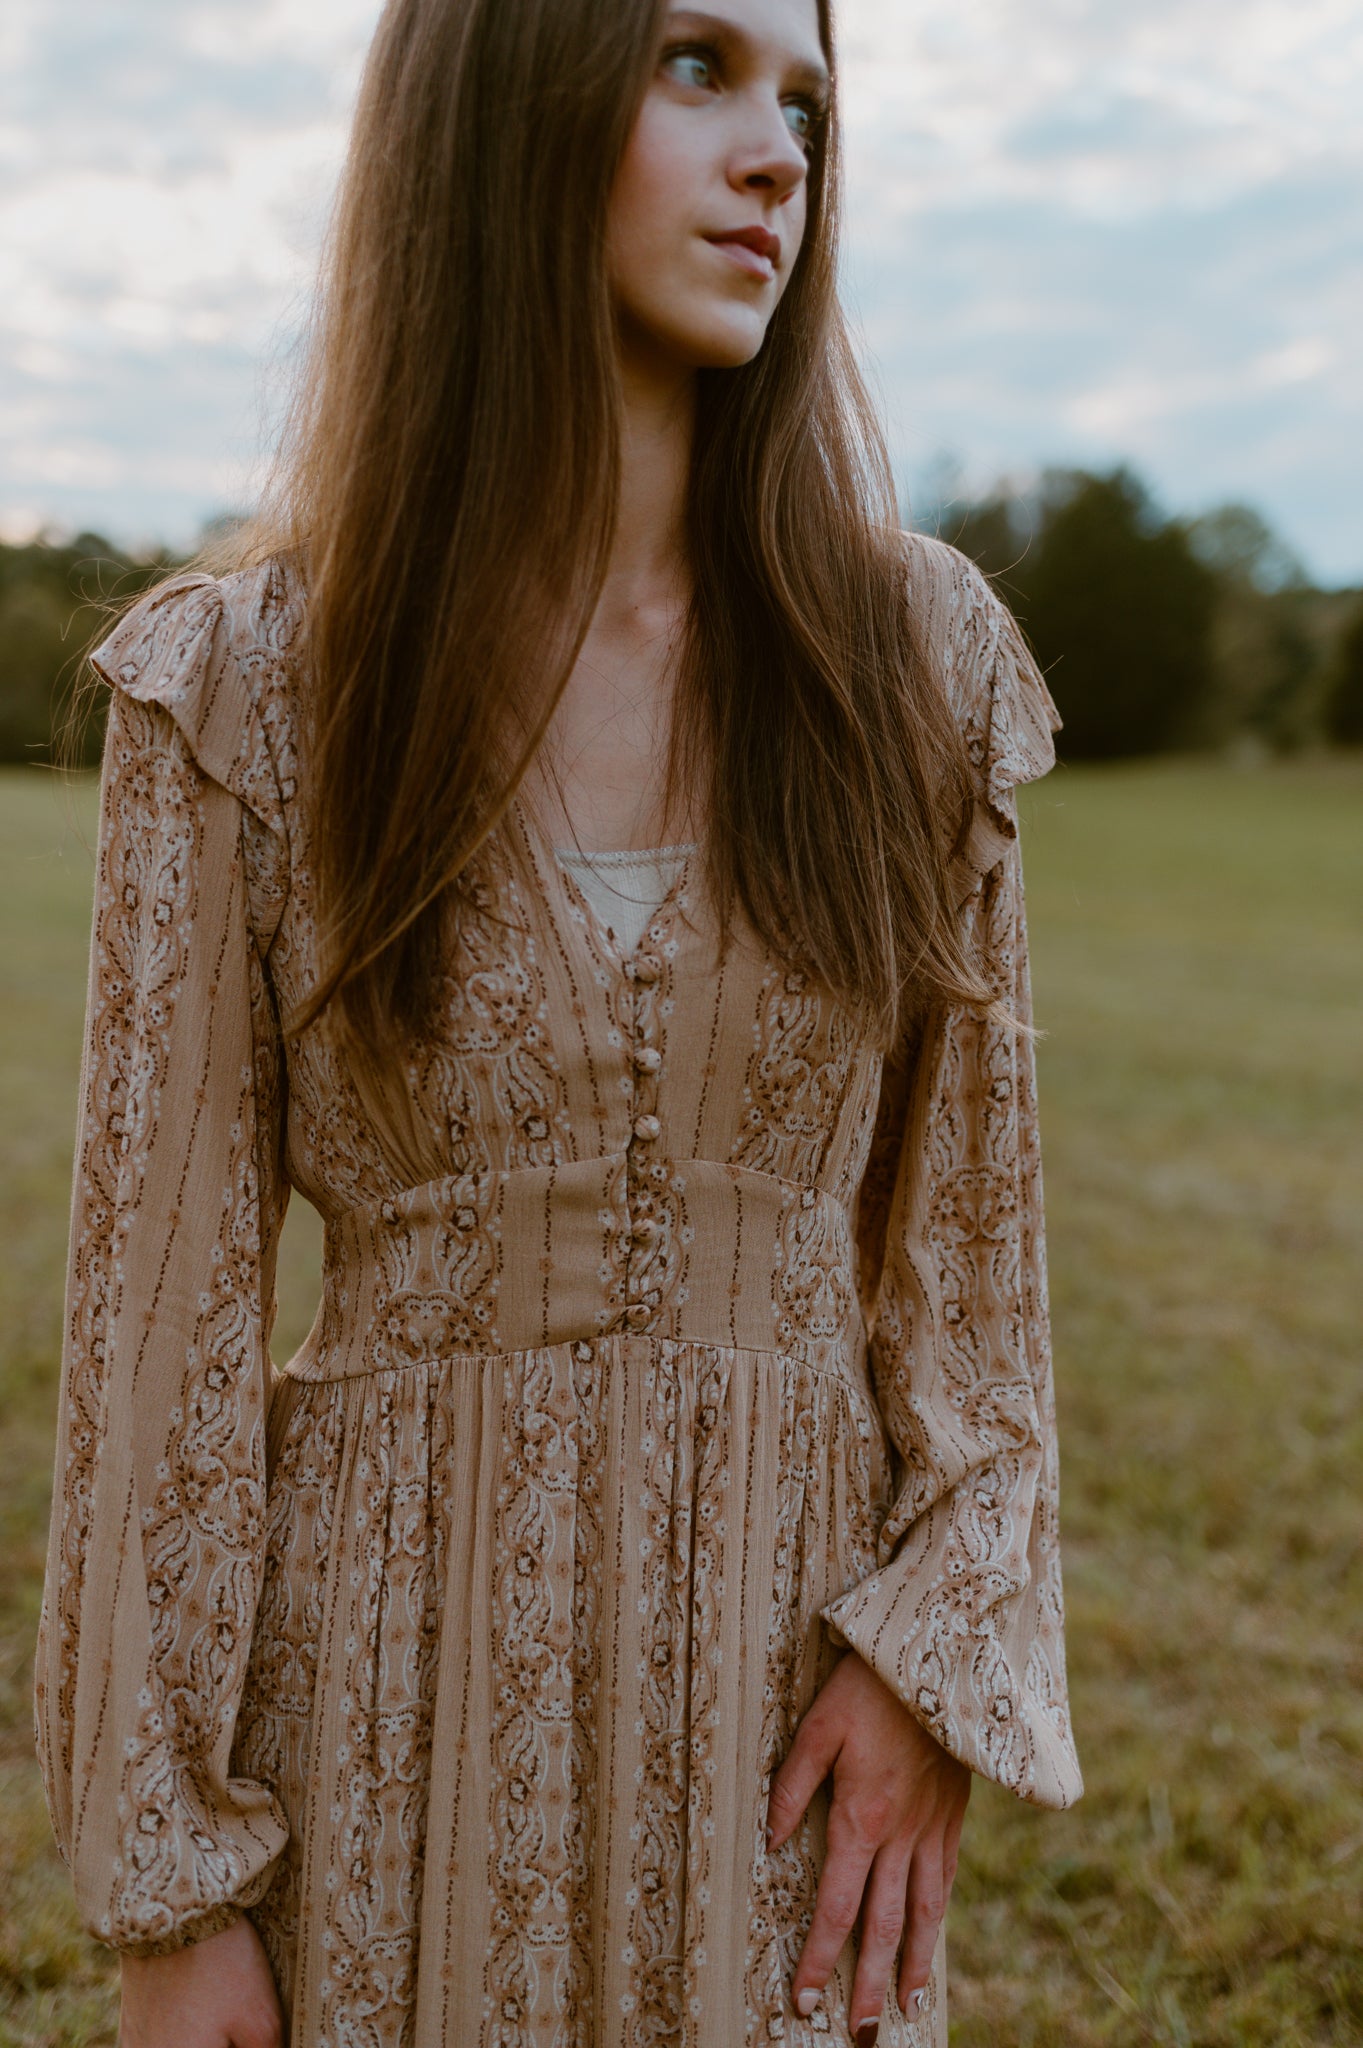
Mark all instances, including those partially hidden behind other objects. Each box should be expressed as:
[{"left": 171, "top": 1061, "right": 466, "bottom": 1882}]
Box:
[
  {"left": 788, "top": 1802, "right": 877, "bottom": 2019},
  {"left": 229, "top": 1995, "right": 287, "bottom": 2048},
  {"left": 848, "top": 1841, "right": 912, "bottom": 2042},
  {"left": 942, "top": 1795, "right": 967, "bottom": 1882},
  {"left": 230, "top": 2025, "right": 285, "bottom": 2048},
  {"left": 896, "top": 1839, "right": 947, "bottom": 2014},
  {"left": 766, "top": 1709, "right": 841, "bottom": 1852}
]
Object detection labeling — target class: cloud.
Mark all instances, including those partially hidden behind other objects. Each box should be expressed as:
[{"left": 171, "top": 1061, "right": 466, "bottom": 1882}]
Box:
[
  {"left": 836, "top": 0, "right": 1363, "bottom": 578},
  {"left": 0, "top": 0, "right": 362, "bottom": 541},
  {"left": 839, "top": 0, "right": 1363, "bottom": 199},
  {"left": 1, "top": 0, "right": 1360, "bottom": 579}
]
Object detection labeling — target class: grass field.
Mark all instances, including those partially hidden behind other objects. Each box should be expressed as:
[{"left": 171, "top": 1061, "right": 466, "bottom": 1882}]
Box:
[{"left": 1, "top": 755, "right": 1360, "bottom": 2046}]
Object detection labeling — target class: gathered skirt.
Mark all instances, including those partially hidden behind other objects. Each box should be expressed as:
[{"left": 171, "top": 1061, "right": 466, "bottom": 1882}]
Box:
[{"left": 233, "top": 1332, "right": 949, "bottom": 2046}]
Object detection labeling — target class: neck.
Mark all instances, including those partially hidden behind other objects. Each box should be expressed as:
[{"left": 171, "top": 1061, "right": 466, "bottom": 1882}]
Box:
[
  {"left": 511, "top": 332, "right": 702, "bottom": 854},
  {"left": 606, "top": 328, "right": 697, "bottom": 616}
]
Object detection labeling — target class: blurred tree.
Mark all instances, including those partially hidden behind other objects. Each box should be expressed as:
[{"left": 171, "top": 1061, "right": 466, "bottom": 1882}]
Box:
[
  {"left": 1186, "top": 504, "right": 1322, "bottom": 750},
  {"left": 937, "top": 471, "right": 1363, "bottom": 758},
  {"left": 0, "top": 575, "right": 71, "bottom": 764},
  {"left": 1010, "top": 468, "right": 1219, "bottom": 760},
  {"left": 0, "top": 536, "right": 172, "bottom": 767},
  {"left": 941, "top": 491, "right": 1031, "bottom": 590},
  {"left": 1324, "top": 599, "right": 1363, "bottom": 744},
  {"left": 1185, "top": 503, "right": 1305, "bottom": 594}
]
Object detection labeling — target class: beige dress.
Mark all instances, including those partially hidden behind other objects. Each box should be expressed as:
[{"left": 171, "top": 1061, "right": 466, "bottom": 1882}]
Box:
[{"left": 33, "top": 535, "right": 1082, "bottom": 2048}]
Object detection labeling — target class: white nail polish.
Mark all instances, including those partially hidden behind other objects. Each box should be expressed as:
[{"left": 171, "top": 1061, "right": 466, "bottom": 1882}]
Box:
[
  {"left": 795, "top": 1987, "right": 818, "bottom": 2016},
  {"left": 912, "top": 1988, "right": 925, "bottom": 2013}
]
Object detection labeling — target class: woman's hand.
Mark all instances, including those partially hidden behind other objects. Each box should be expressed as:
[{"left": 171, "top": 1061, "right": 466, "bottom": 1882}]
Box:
[
  {"left": 766, "top": 1649, "right": 971, "bottom": 2040},
  {"left": 118, "top": 1911, "right": 284, "bottom": 2048}
]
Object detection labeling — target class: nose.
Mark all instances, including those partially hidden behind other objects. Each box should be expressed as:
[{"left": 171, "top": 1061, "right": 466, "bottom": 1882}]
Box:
[{"left": 728, "top": 94, "right": 810, "bottom": 206}]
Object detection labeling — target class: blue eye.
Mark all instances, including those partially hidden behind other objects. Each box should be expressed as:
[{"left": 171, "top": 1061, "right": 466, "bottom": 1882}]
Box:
[
  {"left": 664, "top": 49, "right": 717, "bottom": 91},
  {"left": 783, "top": 96, "right": 827, "bottom": 158}
]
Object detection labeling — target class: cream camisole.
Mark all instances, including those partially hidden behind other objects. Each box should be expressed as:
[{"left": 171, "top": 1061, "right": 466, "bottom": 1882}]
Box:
[{"left": 553, "top": 843, "right": 696, "bottom": 957}]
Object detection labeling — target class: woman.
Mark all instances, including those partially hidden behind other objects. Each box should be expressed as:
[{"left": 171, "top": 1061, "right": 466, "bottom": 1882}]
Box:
[{"left": 34, "top": 0, "right": 1082, "bottom": 2041}]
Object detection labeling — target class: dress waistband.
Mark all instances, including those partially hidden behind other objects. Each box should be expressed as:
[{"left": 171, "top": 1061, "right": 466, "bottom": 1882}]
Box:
[{"left": 281, "top": 1155, "right": 864, "bottom": 1383}]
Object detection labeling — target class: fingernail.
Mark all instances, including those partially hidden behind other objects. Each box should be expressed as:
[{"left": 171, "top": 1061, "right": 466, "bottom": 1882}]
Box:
[
  {"left": 765, "top": 1825, "right": 774, "bottom": 1848},
  {"left": 913, "top": 1989, "right": 925, "bottom": 2013},
  {"left": 795, "top": 1987, "right": 818, "bottom": 2016},
  {"left": 855, "top": 2023, "right": 879, "bottom": 2047}
]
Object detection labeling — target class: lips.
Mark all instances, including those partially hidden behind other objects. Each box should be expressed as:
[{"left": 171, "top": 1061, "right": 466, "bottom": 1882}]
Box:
[{"left": 703, "top": 224, "right": 781, "bottom": 278}]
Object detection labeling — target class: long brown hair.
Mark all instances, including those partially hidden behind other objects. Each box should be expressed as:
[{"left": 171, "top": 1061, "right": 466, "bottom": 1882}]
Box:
[{"left": 223, "top": 0, "right": 991, "bottom": 1096}]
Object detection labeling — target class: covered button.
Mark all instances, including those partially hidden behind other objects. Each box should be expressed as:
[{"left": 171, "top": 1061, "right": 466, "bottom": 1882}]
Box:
[{"left": 632, "top": 1114, "right": 662, "bottom": 1143}]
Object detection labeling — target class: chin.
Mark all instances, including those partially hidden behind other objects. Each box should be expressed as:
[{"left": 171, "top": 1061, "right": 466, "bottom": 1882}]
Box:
[
  {"left": 617, "top": 294, "right": 776, "bottom": 381},
  {"left": 668, "top": 307, "right": 774, "bottom": 371},
  {"left": 698, "top": 328, "right": 769, "bottom": 370}
]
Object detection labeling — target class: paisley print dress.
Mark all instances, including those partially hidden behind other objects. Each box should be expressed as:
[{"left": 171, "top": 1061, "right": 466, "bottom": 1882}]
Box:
[{"left": 33, "top": 535, "right": 1083, "bottom": 2047}]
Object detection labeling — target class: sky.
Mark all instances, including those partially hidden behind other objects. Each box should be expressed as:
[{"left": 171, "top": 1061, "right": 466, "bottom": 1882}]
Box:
[{"left": 2, "top": 0, "right": 1361, "bottom": 583}]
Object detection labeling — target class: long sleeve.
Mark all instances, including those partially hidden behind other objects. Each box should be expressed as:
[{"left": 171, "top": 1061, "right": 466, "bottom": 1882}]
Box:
[
  {"left": 33, "top": 576, "right": 295, "bottom": 1954},
  {"left": 820, "top": 545, "right": 1084, "bottom": 1811}
]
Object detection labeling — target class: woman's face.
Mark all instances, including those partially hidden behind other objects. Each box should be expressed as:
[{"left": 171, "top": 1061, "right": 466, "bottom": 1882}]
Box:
[{"left": 607, "top": 0, "right": 828, "bottom": 380}]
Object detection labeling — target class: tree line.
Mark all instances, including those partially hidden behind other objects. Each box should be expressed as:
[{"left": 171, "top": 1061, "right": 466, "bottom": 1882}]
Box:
[
  {"left": 0, "top": 536, "right": 176, "bottom": 769},
  {"left": 936, "top": 467, "right": 1363, "bottom": 758},
  {"left": 2, "top": 469, "right": 1362, "bottom": 769}
]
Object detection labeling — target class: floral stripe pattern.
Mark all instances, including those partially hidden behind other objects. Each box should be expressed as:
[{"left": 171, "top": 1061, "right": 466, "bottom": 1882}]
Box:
[{"left": 35, "top": 534, "right": 1081, "bottom": 2045}]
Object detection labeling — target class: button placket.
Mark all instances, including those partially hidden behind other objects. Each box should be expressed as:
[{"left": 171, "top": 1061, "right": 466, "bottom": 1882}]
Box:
[{"left": 622, "top": 949, "right": 667, "bottom": 1330}]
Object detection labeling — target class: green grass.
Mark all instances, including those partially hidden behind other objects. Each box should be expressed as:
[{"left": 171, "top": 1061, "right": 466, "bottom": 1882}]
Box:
[
  {"left": 950, "top": 757, "right": 1363, "bottom": 2047},
  {"left": 1, "top": 756, "right": 1360, "bottom": 2046}
]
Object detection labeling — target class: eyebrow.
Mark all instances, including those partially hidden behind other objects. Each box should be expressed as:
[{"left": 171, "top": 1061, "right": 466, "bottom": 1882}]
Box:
[{"left": 662, "top": 8, "right": 833, "bottom": 100}]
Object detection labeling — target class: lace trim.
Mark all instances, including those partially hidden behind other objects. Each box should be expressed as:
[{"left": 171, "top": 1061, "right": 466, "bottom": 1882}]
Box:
[{"left": 554, "top": 843, "right": 697, "bottom": 866}]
